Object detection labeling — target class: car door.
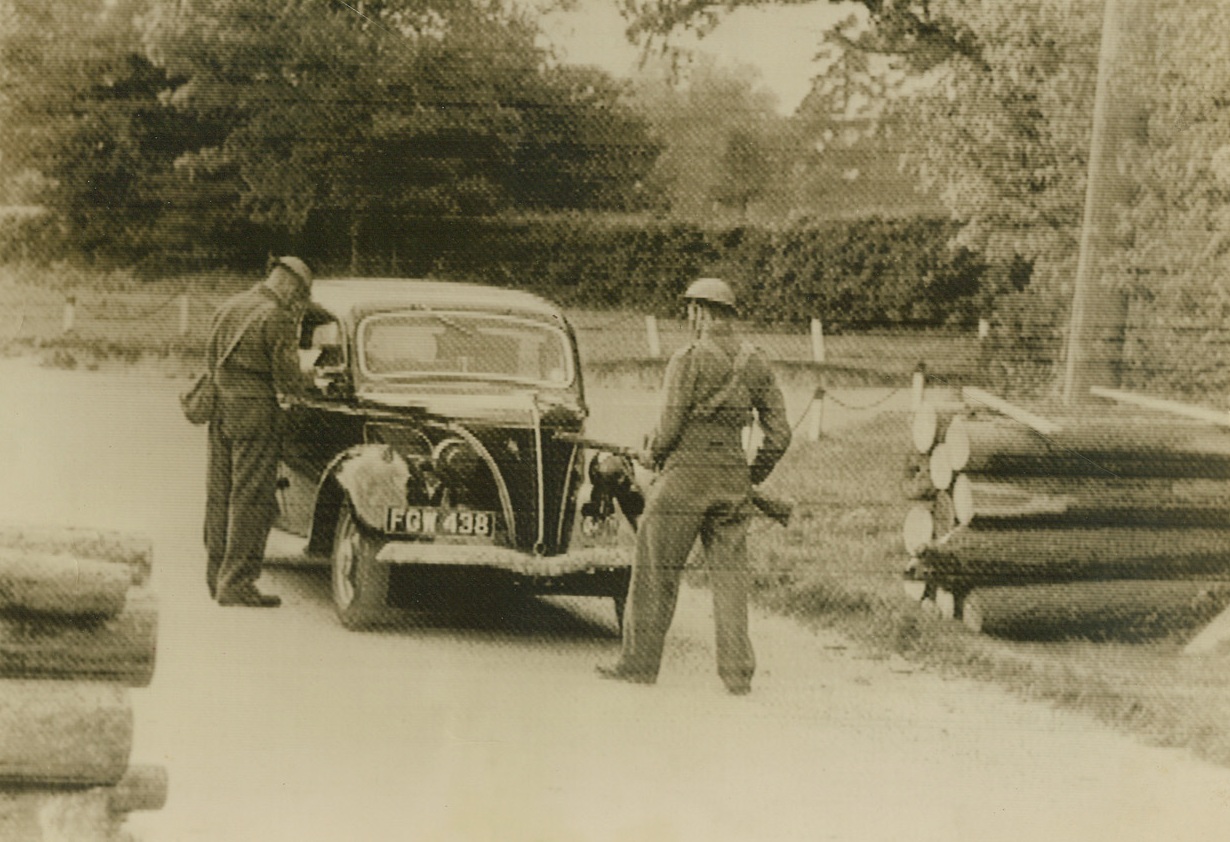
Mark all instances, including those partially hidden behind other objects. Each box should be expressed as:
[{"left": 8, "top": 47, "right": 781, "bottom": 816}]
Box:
[{"left": 276, "top": 309, "right": 363, "bottom": 537}]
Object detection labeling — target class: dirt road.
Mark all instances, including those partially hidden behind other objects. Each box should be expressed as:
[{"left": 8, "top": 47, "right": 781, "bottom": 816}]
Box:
[{"left": 2, "top": 360, "right": 1230, "bottom": 842}]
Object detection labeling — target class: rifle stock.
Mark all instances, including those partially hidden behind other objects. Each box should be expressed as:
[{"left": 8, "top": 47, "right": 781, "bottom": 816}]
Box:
[{"left": 555, "top": 432, "right": 793, "bottom": 527}]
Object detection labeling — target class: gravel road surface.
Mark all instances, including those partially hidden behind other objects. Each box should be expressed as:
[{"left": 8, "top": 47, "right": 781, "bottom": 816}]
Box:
[{"left": 2, "top": 359, "right": 1229, "bottom": 842}]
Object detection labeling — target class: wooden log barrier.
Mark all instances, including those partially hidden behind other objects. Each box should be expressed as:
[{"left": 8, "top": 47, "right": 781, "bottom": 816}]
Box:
[
  {"left": 0, "top": 549, "right": 131, "bottom": 618},
  {"left": 917, "top": 526, "right": 1230, "bottom": 586},
  {"left": 108, "top": 764, "right": 169, "bottom": 814},
  {"left": 962, "top": 580, "right": 1219, "bottom": 638},
  {"left": 0, "top": 588, "right": 157, "bottom": 687},
  {"left": 0, "top": 788, "right": 114, "bottom": 842},
  {"left": 944, "top": 416, "right": 1230, "bottom": 479},
  {"left": 0, "top": 525, "right": 152, "bottom": 586},
  {"left": 949, "top": 475, "right": 1230, "bottom": 530},
  {"left": 0, "top": 681, "right": 133, "bottom": 786}
]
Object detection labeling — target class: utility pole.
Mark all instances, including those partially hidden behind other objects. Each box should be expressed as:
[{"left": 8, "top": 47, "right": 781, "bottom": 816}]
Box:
[{"left": 1062, "top": 0, "right": 1153, "bottom": 406}]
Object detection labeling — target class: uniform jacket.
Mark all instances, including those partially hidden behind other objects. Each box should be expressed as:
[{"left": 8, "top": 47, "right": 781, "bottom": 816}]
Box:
[
  {"left": 648, "top": 325, "right": 791, "bottom": 484},
  {"left": 206, "top": 284, "right": 304, "bottom": 439}
]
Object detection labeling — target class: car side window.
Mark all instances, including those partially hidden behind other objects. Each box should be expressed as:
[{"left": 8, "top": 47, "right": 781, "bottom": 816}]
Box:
[
  {"left": 295, "top": 311, "right": 346, "bottom": 397},
  {"left": 310, "top": 321, "right": 343, "bottom": 368}
]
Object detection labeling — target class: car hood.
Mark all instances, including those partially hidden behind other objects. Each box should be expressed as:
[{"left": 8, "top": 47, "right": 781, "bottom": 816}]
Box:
[{"left": 355, "top": 385, "right": 584, "bottom": 427}]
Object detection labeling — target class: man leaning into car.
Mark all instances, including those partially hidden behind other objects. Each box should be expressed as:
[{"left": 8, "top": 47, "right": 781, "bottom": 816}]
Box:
[
  {"left": 204, "top": 256, "right": 314, "bottom": 607},
  {"left": 598, "top": 277, "right": 792, "bottom": 694}
]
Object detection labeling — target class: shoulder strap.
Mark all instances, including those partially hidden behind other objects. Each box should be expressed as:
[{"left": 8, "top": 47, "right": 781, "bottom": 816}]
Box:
[
  {"left": 212, "top": 304, "right": 270, "bottom": 373},
  {"left": 690, "top": 341, "right": 756, "bottom": 421}
]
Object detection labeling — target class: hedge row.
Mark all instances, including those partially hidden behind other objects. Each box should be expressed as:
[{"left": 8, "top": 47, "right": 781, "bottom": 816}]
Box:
[
  {"left": 3, "top": 210, "right": 985, "bottom": 330},
  {"left": 405, "top": 214, "right": 985, "bottom": 329}
]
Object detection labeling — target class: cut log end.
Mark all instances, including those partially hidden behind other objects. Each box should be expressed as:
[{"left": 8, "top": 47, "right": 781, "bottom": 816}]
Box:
[
  {"left": 951, "top": 474, "right": 974, "bottom": 526},
  {"left": 109, "top": 764, "right": 169, "bottom": 814},
  {"left": 929, "top": 443, "right": 954, "bottom": 491},
  {"left": 902, "top": 506, "right": 934, "bottom": 556},
  {"left": 912, "top": 404, "right": 939, "bottom": 453}
]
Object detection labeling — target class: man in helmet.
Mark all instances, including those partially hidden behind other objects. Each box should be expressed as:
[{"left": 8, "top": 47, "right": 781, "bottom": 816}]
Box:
[
  {"left": 204, "top": 256, "right": 314, "bottom": 607},
  {"left": 597, "top": 277, "right": 792, "bottom": 694}
]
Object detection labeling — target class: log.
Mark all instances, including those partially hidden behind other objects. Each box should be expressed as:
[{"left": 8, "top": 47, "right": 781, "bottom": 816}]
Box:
[
  {"left": 1091, "top": 386, "right": 1230, "bottom": 427},
  {"left": 918, "top": 526, "right": 1230, "bottom": 586},
  {"left": 0, "top": 549, "right": 130, "bottom": 618},
  {"left": 911, "top": 401, "right": 967, "bottom": 454},
  {"left": 929, "top": 442, "right": 954, "bottom": 491},
  {"left": 0, "top": 681, "right": 132, "bottom": 786},
  {"left": 0, "top": 525, "right": 152, "bottom": 586},
  {"left": 108, "top": 764, "right": 169, "bottom": 814},
  {"left": 902, "top": 578, "right": 929, "bottom": 601},
  {"left": 962, "top": 581, "right": 1219, "bottom": 639},
  {"left": 935, "top": 586, "right": 963, "bottom": 620},
  {"left": 0, "top": 788, "right": 113, "bottom": 842},
  {"left": 961, "top": 386, "right": 1062, "bottom": 436},
  {"left": 943, "top": 416, "right": 1230, "bottom": 479},
  {"left": 902, "top": 505, "right": 934, "bottom": 557},
  {"left": 932, "top": 490, "right": 958, "bottom": 538},
  {"left": 949, "top": 475, "right": 1230, "bottom": 529},
  {"left": 0, "top": 588, "right": 157, "bottom": 686}
]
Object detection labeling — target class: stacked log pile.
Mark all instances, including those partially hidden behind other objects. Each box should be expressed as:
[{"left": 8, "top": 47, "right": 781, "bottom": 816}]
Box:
[
  {"left": 0, "top": 526, "right": 166, "bottom": 841},
  {"left": 901, "top": 388, "right": 1230, "bottom": 637}
]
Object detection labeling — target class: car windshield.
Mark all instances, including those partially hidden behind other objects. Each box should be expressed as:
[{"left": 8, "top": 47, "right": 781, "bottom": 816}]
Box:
[{"left": 358, "top": 310, "right": 573, "bottom": 386}]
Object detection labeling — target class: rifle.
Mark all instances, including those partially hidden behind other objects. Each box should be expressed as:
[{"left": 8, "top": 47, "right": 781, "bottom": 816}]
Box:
[{"left": 555, "top": 432, "right": 794, "bottom": 527}]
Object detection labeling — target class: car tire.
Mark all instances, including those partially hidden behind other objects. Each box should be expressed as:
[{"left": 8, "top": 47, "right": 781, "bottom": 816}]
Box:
[{"left": 332, "top": 502, "right": 390, "bottom": 629}]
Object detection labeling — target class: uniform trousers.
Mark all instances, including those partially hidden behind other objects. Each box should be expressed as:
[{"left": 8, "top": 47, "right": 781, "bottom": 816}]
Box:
[
  {"left": 617, "top": 462, "right": 755, "bottom": 689},
  {"left": 205, "top": 417, "right": 279, "bottom": 597}
]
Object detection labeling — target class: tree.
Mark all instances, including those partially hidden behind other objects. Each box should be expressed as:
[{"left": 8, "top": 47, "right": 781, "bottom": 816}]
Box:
[
  {"left": 620, "top": 0, "right": 1230, "bottom": 395},
  {"left": 629, "top": 54, "right": 792, "bottom": 221},
  {"left": 3, "top": 0, "right": 662, "bottom": 267}
]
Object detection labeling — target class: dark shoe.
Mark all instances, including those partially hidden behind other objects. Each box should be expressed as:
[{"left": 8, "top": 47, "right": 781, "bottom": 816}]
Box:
[
  {"left": 595, "top": 663, "right": 656, "bottom": 685},
  {"left": 217, "top": 585, "right": 281, "bottom": 608},
  {"left": 725, "top": 682, "right": 752, "bottom": 696}
]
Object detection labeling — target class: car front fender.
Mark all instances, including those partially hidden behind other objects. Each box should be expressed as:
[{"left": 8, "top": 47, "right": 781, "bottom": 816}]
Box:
[{"left": 328, "top": 444, "right": 411, "bottom": 532}]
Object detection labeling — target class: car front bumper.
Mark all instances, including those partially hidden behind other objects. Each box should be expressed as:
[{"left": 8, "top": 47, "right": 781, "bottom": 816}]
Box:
[{"left": 375, "top": 540, "right": 631, "bottom": 578}]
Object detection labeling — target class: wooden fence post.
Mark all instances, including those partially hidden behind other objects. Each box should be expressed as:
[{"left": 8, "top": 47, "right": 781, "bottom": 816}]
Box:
[
  {"left": 810, "top": 318, "right": 825, "bottom": 363},
  {"left": 645, "top": 315, "right": 661, "bottom": 359},
  {"left": 808, "top": 386, "right": 825, "bottom": 442},
  {"left": 911, "top": 362, "right": 926, "bottom": 412}
]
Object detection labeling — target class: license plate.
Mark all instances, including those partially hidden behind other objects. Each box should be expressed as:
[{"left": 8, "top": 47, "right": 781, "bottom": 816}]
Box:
[{"left": 385, "top": 507, "right": 494, "bottom": 537}]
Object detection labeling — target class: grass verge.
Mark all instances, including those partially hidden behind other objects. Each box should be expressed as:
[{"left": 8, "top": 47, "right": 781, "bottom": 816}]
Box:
[{"left": 748, "top": 411, "right": 1230, "bottom": 769}]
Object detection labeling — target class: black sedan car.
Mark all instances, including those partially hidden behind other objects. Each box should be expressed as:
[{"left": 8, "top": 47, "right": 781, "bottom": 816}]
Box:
[{"left": 274, "top": 278, "right": 637, "bottom": 628}]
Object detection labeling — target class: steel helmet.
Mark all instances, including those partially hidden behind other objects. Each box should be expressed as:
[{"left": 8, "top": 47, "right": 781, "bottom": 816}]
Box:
[
  {"left": 683, "top": 277, "right": 737, "bottom": 312},
  {"left": 274, "top": 255, "right": 313, "bottom": 287}
]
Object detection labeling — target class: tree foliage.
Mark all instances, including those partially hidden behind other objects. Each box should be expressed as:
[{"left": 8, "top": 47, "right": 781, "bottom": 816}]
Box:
[
  {"left": 1, "top": 0, "right": 660, "bottom": 267},
  {"left": 619, "top": 0, "right": 1230, "bottom": 395}
]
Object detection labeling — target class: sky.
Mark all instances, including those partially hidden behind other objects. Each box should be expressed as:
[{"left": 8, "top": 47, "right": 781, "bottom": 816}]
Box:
[{"left": 538, "top": 0, "right": 862, "bottom": 115}]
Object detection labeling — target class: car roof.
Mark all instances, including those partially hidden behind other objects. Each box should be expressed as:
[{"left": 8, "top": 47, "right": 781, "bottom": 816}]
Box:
[{"left": 310, "top": 278, "right": 568, "bottom": 324}]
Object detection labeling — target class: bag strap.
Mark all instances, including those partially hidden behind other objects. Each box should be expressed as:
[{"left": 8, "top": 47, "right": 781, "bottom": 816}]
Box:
[
  {"left": 211, "top": 305, "right": 269, "bottom": 374},
  {"left": 690, "top": 341, "right": 755, "bottom": 421}
]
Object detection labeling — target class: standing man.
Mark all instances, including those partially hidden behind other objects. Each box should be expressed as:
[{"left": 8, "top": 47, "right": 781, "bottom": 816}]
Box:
[
  {"left": 205, "top": 256, "right": 313, "bottom": 607},
  {"left": 597, "top": 278, "right": 792, "bottom": 694}
]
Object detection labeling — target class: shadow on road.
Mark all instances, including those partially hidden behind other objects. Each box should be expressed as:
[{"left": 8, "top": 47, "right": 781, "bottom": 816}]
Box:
[{"left": 265, "top": 563, "right": 620, "bottom": 643}]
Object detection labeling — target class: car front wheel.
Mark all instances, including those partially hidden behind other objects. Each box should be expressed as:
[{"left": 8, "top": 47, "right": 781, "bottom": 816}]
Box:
[{"left": 332, "top": 503, "right": 390, "bottom": 629}]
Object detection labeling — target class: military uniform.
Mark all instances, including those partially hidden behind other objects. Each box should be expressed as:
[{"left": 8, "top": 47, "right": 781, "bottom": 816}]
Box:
[
  {"left": 611, "top": 321, "right": 791, "bottom": 692},
  {"left": 204, "top": 279, "right": 306, "bottom": 602}
]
